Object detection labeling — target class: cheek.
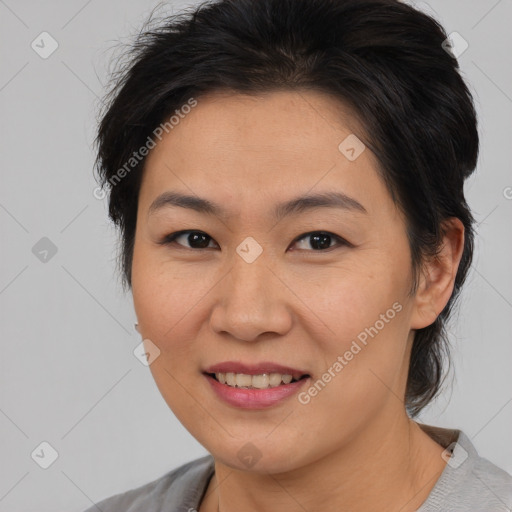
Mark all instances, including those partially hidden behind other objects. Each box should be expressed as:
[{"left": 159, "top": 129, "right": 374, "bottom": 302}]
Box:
[
  {"left": 290, "top": 255, "right": 411, "bottom": 409},
  {"left": 131, "top": 243, "right": 220, "bottom": 364},
  {"left": 287, "top": 250, "right": 408, "bottom": 340},
  {"left": 297, "top": 306, "right": 410, "bottom": 440},
  {"left": 133, "top": 270, "right": 203, "bottom": 344},
  {"left": 131, "top": 252, "right": 211, "bottom": 417}
]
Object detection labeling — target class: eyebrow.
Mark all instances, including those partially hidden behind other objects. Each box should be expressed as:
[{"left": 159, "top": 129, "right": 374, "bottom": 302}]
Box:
[{"left": 148, "top": 190, "right": 367, "bottom": 220}]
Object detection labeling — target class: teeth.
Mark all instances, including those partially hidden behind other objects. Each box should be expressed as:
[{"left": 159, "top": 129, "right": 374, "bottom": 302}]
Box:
[
  {"left": 252, "top": 374, "right": 269, "bottom": 388},
  {"left": 268, "top": 373, "right": 283, "bottom": 387},
  {"left": 214, "top": 372, "right": 300, "bottom": 388},
  {"left": 236, "top": 373, "right": 252, "bottom": 387},
  {"left": 281, "top": 374, "right": 293, "bottom": 384}
]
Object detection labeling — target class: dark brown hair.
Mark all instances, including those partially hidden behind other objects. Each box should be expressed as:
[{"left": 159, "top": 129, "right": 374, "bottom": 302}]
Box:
[{"left": 94, "top": 0, "right": 479, "bottom": 416}]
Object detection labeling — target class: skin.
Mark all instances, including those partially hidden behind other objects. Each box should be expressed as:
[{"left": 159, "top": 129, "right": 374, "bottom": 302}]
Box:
[{"left": 131, "top": 90, "right": 465, "bottom": 512}]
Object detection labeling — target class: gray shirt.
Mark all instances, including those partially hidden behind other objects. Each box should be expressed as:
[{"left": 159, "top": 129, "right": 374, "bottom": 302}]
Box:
[{"left": 83, "top": 424, "right": 512, "bottom": 511}]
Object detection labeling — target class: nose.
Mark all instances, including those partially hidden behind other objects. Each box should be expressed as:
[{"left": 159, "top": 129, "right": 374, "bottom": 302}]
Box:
[{"left": 209, "top": 252, "right": 293, "bottom": 342}]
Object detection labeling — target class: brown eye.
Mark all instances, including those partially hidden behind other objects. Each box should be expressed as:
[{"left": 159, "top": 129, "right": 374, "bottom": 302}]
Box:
[
  {"left": 290, "top": 231, "right": 349, "bottom": 251},
  {"left": 161, "top": 230, "right": 218, "bottom": 250}
]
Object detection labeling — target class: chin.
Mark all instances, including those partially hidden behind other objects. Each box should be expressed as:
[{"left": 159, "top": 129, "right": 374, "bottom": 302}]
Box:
[{"left": 203, "top": 433, "right": 309, "bottom": 474}]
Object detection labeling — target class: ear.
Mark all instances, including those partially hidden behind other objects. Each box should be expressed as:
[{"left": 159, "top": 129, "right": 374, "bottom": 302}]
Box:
[{"left": 410, "top": 217, "right": 465, "bottom": 330}]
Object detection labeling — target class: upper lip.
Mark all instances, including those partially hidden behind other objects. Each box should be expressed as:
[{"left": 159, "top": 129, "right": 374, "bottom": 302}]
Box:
[{"left": 204, "top": 361, "right": 310, "bottom": 380}]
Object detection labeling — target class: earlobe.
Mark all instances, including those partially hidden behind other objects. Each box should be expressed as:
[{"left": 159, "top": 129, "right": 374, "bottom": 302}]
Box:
[{"left": 410, "top": 218, "right": 465, "bottom": 330}]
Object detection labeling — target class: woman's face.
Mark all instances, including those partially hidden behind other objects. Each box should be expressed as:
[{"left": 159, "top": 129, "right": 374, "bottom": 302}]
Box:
[{"left": 132, "top": 90, "right": 423, "bottom": 473}]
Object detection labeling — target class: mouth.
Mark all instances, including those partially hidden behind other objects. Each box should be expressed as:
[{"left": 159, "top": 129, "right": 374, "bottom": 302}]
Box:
[
  {"left": 204, "top": 371, "right": 310, "bottom": 389},
  {"left": 202, "top": 361, "right": 311, "bottom": 391},
  {"left": 203, "top": 366, "right": 311, "bottom": 409},
  {"left": 203, "top": 361, "right": 311, "bottom": 397}
]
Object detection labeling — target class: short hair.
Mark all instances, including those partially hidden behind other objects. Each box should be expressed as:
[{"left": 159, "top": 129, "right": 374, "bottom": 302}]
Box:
[{"left": 94, "top": 0, "right": 479, "bottom": 417}]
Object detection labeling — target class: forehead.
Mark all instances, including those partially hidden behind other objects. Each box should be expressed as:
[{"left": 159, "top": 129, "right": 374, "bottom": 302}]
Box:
[
  {"left": 159, "top": 89, "right": 363, "bottom": 149},
  {"left": 139, "top": 90, "right": 389, "bottom": 218}
]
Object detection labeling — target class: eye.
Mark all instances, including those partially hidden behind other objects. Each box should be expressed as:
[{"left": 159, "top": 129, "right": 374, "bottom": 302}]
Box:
[
  {"left": 290, "top": 231, "right": 349, "bottom": 251},
  {"left": 160, "top": 230, "right": 219, "bottom": 250},
  {"left": 159, "top": 230, "right": 350, "bottom": 252}
]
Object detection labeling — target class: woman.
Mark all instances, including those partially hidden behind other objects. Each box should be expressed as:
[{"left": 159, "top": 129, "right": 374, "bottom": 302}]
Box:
[{"left": 85, "top": 0, "right": 512, "bottom": 510}]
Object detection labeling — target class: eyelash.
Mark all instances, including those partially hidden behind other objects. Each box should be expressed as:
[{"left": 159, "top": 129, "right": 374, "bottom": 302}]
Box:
[{"left": 159, "top": 230, "right": 351, "bottom": 252}]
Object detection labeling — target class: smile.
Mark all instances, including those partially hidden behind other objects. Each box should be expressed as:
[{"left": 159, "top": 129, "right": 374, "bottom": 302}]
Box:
[{"left": 210, "top": 372, "right": 307, "bottom": 389}]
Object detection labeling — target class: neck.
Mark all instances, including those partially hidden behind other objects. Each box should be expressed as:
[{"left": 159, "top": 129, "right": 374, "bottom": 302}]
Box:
[{"left": 201, "top": 411, "right": 447, "bottom": 512}]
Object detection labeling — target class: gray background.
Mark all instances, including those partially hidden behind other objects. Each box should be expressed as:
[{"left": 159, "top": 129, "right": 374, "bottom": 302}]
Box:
[{"left": 0, "top": 0, "right": 511, "bottom": 510}]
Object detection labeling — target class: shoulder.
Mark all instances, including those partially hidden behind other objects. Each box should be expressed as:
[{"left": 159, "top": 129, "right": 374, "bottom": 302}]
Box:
[
  {"left": 467, "top": 449, "right": 512, "bottom": 508},
  {"left": 418, "top": 424, "right": 512, "bottom": 511},
  {"left": 81, "top": 454, "right": 215, "bottom": 512}
]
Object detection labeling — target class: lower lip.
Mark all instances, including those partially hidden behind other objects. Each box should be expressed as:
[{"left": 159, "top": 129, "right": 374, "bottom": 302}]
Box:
[{"left": 204, "top": 373, "right": 310, "bottom": 409}]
